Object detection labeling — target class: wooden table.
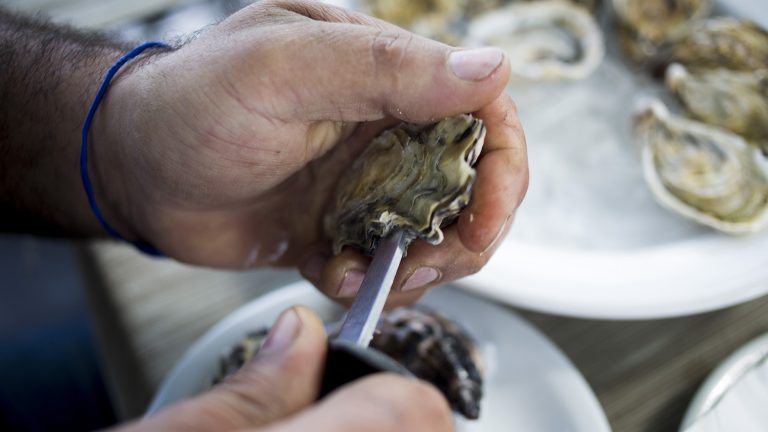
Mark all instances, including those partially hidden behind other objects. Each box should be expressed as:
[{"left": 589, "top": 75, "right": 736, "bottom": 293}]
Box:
[{"left": 79, "top": 241, "right": 768, "bottom": 431}]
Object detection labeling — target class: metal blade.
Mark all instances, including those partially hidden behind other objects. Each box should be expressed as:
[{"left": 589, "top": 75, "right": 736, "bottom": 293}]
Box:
[{"left": 336, "top": 230, "right": 406, "bottom": 347}]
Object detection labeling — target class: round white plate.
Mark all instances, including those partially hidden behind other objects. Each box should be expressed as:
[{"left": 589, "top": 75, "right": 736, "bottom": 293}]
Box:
[
  {"left": 454, "top": 0, "right": 768, "bottom": 319},
  {"left": 680, "top": 332, "right": 768, "bottom": 430},
  {"left": 148, "top": 282, "right": 611, "bottom": 432}
]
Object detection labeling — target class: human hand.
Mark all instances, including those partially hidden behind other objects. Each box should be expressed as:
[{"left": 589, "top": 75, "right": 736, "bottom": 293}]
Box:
[
  {"left": 113, "top": 306, "right": 453, "bottom": 432},
  {"left": 93, "top": 0, "right": 528, "bottom": 306}
]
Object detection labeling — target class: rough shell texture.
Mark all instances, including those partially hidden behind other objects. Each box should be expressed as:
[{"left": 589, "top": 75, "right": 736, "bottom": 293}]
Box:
[
  {"left": 613, "top": 0, "right": 711, "bottom": 63},
  {"left": 213, "top": 305, "right": 485, "bottom": 420},
  {"left": 370, "top": 305, "right": 484, "bottom": 420},
  {"left": 467, "top": 0, "right": 605, "bottom": 81},
  {"left": 324, "top": 115, "right": 485, "bottom": 256},
  {"left": 634, "top": 100, "right": 768, "bottom": 234},
  {"left": 668, "top": 18, "right": 768, "bottom": 72},
  {"left": 665, "top": 64, "right": 768, "bottom": 152}
]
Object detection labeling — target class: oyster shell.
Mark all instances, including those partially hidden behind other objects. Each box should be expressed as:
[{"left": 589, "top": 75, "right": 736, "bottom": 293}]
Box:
[
  {"left": 466, "top": 1, "right": 605, "bottom": 81},
  {"left": 668, "top": 18, "right": 768, "bottom": 72},
  {"left": 612, "top": 0, "right": 712, "bottom": 64},
  {"left": 213, "top": 305, "right": 485, "bottom": 420},
  {"left": 634, "top": 100, "right": 768, "bottom": 234},
  {"left": 324, "top": 115, "right": 485, "bottom": 256},
  {"left": 362, "top": 0, "right": 464, "bottom": 45},
  {"left": 371, "top": 305, "right": 484, "bottom": 420},
  {"left": 666, "top": 64, "right": 768, "bottom": 153}
]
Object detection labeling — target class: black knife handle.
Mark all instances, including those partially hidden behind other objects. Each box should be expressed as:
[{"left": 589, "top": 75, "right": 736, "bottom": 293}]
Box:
[{"left": 319, "top": 339, "right": 412, "bottom": 399}]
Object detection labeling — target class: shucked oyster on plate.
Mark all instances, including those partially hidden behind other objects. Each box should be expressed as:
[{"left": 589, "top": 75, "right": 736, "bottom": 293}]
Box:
[
  {"left": 212, "top": 305, "right": 485, "bottom": 420},
  {"left": 667, "top": 18, "right": 768, "bottom": 72},
  {"left": 466, "top": 0, "right": 605, "bottom": 81},
  {"left": 324, "top": 115, "right": 485, "bottom": 256},
  {"left": 612, "top": 0, "right": 712, "bottom": 64},
  {"left": 633, "top": 100, "right": 768, "bottom": 235},
  {"left": 665, "top": 64, "right": 768, "bottom": 153}
]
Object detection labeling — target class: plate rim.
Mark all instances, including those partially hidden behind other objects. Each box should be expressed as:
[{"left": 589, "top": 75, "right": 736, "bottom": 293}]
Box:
[{"left": 147, "top": 281, "right": 612, "bottom": 431}]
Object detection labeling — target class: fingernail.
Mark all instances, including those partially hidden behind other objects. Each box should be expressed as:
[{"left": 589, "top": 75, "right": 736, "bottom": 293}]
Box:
[
  {"left": 302, "top": 254, "right": 325, "bottom": 281},
  {"left": 402, "top": 267, "right": 440, "bottom": 291},
  {"left": 260, "top": 308, "right": 302, "bottom": 356},
  {"left": 448, "top": 47, "right": 504, "bottom": 81},
  {"left": 481, "top": 214, "right": 513, "bottom": 255},
  {"left": 338, "top": 270, "right": 365, "bottom": 297}
]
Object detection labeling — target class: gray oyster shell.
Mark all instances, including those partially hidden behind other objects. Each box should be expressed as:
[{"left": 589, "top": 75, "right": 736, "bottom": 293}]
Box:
[
  {"left": 668, "top": 18, "right": 768, "bottom": 72},
  {"left": 634, "top": 100, "right": 768, "bottom": 234},
  {"left": 665, "top": 64, "right": 768, "bottom": 153},
  {"left": 613, "top": 0, "right": 712, "bottom": 64},
  {"left": 324, "top": 115, "right": 485, "bottom": 256},
  {"left": 466, "top": 1, "right": 605, "bottom": 81}
]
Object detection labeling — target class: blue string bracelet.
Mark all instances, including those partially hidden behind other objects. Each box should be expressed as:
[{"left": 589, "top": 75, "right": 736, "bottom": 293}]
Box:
[{"left": 81, "top": 41, "right": 170, "bottom": 257}]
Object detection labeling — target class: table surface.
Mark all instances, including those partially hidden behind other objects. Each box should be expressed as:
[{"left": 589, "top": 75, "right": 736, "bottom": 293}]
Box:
[{"left": 80, "top": 241, "right": 768, "bottom": 431}]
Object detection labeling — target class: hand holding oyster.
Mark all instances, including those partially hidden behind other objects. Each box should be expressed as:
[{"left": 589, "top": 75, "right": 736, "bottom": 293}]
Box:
[{"left": 324, "top": 115, "right": 486, "bottom": 256}]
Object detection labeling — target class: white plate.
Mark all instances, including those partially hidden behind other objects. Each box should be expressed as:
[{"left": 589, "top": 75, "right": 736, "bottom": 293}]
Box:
[
  {"left": 147, "top": 282, "right": 611, "bottom": 432},
  {"left": 454, "top": 0, "right": 768, "bottom": 319},
  {"left": 680, "top": 332, "right": 768, "bottom": 430}
]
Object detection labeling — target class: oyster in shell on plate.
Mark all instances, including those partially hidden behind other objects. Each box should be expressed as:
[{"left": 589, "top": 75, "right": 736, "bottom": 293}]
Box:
[
  {"left": 665, "top": 64, "right": 768, "bottom": 153},
  {"left": 466, "top": 1, "right": 605, "bottom": 81},
  {"left": 612, "top": 0, "right": 712, "bottom": 64},
  {"left": 213, "top": 305, "right": 485, "bottom": 419},
  {"left": 634, "top": 100, "right": 768, "bottom": 234},
  {"left": 325, "top": 115, "right": 485, "bottom": 256},
  {"left": 362, "top": 0, "right": 464, "bottom": 44},
  {"left": 371, "top": 305, "right": 484, "bottom": 420},
  {"left": 668, "top": 18, "right": 768, "bottom": 72}
]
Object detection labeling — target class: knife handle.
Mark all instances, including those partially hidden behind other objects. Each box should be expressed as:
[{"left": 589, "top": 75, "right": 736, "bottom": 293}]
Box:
[{"left": 319, "top": 339, "right": 412, "bottom": 399}]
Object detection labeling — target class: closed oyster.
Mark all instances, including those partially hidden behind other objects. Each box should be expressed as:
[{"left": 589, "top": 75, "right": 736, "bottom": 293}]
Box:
[
  {"left": 371, "top": 305, "right": 484, "bottom": 420},
  {"left": 613, "top": 0, "right": 711, "bottom": 63},
  {"left": 466, "top": 0, "right": 604, "bottom": 81},
  {"left": 666, "top": 64, "right": 768, "bottom": 153},
  {"left": 634, "top": 101, "right": 768, "bottom": 234},
  {"left": 668, "top": 18, "right": 768, "bottom": 72},
  {"left": 325, "top": 115, "right": 485, "bottom": 255}
]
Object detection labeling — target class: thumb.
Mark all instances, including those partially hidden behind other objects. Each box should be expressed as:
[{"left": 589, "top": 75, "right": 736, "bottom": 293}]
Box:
[
  {"left": 290, "top": 21, "right": 511, "bottom": 123},
  {"left": 133, "top": 306, "right": 327, "bottom": 431}
]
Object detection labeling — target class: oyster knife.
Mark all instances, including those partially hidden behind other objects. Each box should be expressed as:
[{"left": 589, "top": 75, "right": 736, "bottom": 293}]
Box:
[{"left": 319, "top": 230, "right": 413, "bottom": 398}]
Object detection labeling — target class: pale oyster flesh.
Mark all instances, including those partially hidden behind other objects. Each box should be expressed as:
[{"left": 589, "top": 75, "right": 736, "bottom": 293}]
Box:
[
  {"left": 666, "top": 64, "right": 768, "bottom": 153},
  {"left": 668, "top": 18, "right": 768, "bottom": 72},
  {"left": 612, "top": 0, "right": 712, "bottom": 63},
  {"left": 634, "top": 101, "right": 768, "bottom": 234},
  {"left": 212, "top": 305, "right": 485, "bottom": 420},
  {"left": 325, "top": 115, "right": 485, "bottom": 255},
  {"left": 466, "top": 1, "right": 604, "bottom": 81}
]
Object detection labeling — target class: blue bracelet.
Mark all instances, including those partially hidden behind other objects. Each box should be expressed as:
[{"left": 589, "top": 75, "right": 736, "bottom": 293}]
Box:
[{"left": 81, "top": 41, "right": 170, "bottom": 257}]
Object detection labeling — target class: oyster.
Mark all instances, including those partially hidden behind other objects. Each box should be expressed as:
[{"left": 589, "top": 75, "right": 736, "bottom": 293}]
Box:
[
  {"left": 370, "top": 305, "right": 484, "bottom": 420},
  {"left": 362, "top": 0, "right": 463, "bottom": 44},
  {"left": 466, "top": 1, "right": 605, "bottom": 81},
  {"left": 666, "top": 64, "right": 768, "bottom": 153},
  {"left": 668, "top": 18, "right": 768, "bottom": 72},
  {"left": 324, "top": 115, "right": 485, "bottom": 256},
  {"left": 634, "top": 100, "right": 768, "bottom": 234},
  {"left": 213, "top": 305, "right": 485, "bottom": 420},
  {"left": 612, "top": 0, "right": 712, "bottom": 64}
]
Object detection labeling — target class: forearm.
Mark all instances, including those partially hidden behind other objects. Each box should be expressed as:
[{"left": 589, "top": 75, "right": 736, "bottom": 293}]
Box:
[{"left": 0, "top": 8, "right": 127, "bottom": 236}]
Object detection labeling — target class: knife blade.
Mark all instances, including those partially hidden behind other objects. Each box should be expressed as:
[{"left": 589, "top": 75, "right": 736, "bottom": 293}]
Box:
[{"left": 319, "top": 230, "right": 414, "bottom": 398}]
